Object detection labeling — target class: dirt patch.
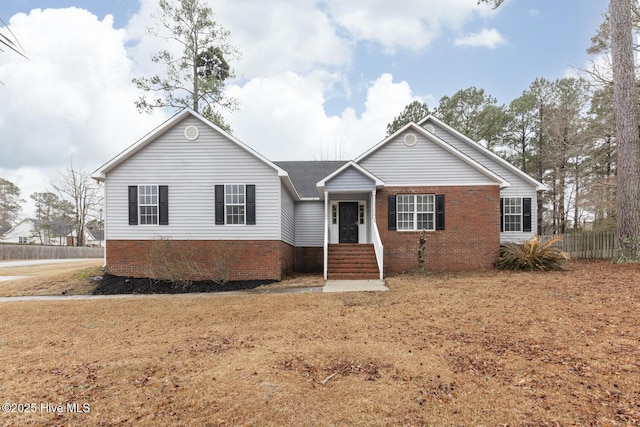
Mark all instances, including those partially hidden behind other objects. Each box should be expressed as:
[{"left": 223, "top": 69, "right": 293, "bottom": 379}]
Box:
[{"left": 92, "top": 274, "right": 277, "bottom": 295}]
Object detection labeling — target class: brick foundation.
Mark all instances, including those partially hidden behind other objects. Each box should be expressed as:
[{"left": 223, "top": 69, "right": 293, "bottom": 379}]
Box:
[
  {"left": 294, "top": 247, "right": 323, "bottom": 273},
  {"left": 106, "top": 240, "right": 293, "bottom": 281},
  {"left": 378, "top": 186, "right": 500, "bottom": 272}
]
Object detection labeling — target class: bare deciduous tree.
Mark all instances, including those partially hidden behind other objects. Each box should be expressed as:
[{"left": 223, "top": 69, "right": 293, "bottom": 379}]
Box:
[{"left": 51, "top": 162, "right": 102, "bottom": 246}]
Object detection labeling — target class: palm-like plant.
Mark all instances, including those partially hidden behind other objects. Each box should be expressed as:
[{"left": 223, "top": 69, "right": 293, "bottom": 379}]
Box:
[
  {"left": 495, "top": 236, "right": 568, "bottom": 271},
  {"left": 0, "top": 18, "right": 27, "bottom": 58},
  {"left": 1, "top": 17, "right": 28, "bottom": 85}
]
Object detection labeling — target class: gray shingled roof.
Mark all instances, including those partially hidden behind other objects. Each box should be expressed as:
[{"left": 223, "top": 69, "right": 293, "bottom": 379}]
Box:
[{"left": 275, "top": 161, "right": 347, "bottom": 198}]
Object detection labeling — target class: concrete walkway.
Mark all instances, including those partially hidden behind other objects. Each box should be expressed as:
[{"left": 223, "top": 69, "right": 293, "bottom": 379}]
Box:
[
  {"left": 323, "top": 280, "right": 389, "bottom": 293},
  {"left": 0, "top": 280, "right": 387, "bottom": 302}
]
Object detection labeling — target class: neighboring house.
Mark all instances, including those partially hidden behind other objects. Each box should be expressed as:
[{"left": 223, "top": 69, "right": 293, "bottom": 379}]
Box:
[
  {"left": 92, "top": 109, "right": 545, "bottom": 281},
  {"left": 0, "top": 218, "right": 101, "bottom": 246},
  {"left": 0, "top": 219, "right": 56, "bottom": 244},
  {"left": 65, "top": 226, "right": 104, "bottom": 247},
  {"left": 85, "top": 227, "right": 105, "bottom": 247}
]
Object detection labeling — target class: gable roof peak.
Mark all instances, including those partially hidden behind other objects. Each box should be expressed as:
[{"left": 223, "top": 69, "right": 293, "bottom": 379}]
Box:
[
  {"left": 354, "top": 122, "right": 510, "bottom": 189},
  {"left": 92, "top": 108, "right": 289, "bottom": 184},
  {"left": 417, "top": 115, "right": 547, "bottom": 191}
]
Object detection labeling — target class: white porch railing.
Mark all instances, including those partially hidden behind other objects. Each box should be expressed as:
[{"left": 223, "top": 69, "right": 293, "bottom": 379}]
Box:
[
  {"left": 323, "top": 192, "right": 329, "bottom": 280},
  {"left": 371, "top": 220, "right": 384, "bottom": 280}
]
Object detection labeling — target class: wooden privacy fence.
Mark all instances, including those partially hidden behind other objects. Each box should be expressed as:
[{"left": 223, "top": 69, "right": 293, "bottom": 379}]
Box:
[
  {"left": 541, "top": 231, "right": 615, "bottom": 260},
  {"left": 0, "top": 244, "right": 104, "bottom": 260}
]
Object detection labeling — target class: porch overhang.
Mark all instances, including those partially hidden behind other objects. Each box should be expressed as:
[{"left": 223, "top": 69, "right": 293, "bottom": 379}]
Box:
[{"left": 315, "top": 161, "right": 384, "bottom": 199}]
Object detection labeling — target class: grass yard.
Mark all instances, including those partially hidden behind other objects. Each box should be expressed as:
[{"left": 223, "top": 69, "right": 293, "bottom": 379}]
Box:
[
  {"left": 0, "top": 260, "right": 639, "bottom": 426},
  {"left": 0, "top": 260, "right": 104, "bottom": 297}
]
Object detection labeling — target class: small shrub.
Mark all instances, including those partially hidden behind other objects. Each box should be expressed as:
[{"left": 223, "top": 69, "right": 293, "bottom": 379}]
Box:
[
  {"left": 495, "top": 236, "right": 568, "bottom": 271},
  {"left": 146, "top": 237, "right": 237, "bottom": 287}
]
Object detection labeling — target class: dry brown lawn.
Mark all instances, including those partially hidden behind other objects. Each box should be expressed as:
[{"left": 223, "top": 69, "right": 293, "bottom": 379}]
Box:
[
  {"left": 0, "top": 260, "right": 104, "bottom": 297},
  {"left": 0, "top": 260, "right": 639, "bottom": 426}
]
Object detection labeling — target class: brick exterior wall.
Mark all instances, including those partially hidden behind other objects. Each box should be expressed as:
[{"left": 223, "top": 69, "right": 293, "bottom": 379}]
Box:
[
  {"left": 294, "top": 247, "right": 323, "bottom": 273},
  {"left": 106, "top": 240, "right": 293, "bottom": 281},
  {"left": 378, "top": 185, "right": 501, "bottom": 272}
]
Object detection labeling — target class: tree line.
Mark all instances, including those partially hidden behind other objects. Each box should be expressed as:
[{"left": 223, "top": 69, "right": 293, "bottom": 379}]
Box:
[
  {"left": 0, "top": 164, "right": 102, "bottom": 246},
  {"left": 388, "top": 77, "right": 615, "bottom": 236}
]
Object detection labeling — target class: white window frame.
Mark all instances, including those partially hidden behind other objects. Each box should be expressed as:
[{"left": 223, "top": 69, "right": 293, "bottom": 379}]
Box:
[
  {"left": 503, "top": 197, "right": 522, "bottom": 232},
  {"left": 18, "top": 237, "right": 28, "bottom": 244},
  {"left": 225, "top": 184, "right": 246, "bottom": 225},
  {"left": 138, "top": 185, "right": 159, "bottom": 225},
  {"left": 397, "top": 194, "right": 435, "bottom": 231}
]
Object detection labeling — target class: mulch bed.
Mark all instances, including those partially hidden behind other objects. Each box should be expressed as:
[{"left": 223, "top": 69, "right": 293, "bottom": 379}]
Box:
[{"left": 93, "top": 274, "right": 276, "bottom": 295}]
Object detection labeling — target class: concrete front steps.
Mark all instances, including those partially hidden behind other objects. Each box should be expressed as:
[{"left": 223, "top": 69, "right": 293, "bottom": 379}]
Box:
[{"left": 327, "top": 243, "right": 380, "bottom": 280}]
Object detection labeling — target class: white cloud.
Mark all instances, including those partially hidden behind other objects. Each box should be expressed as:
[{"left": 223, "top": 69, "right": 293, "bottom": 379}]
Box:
[
  {"left": 225, "top": 72, "right": 417, "bottom": 161},
  {"left": 212, "top": 0, "right": 353, "bottom": 78},
  {"left": 0, "top": 7, "right": 167, "bottom": 216},
  {"left": 128, "top": 0, "right": 353, "bottom": 81},
  {"left": 0, "top": 8, "right": 166, "bottom": 170},
  {"left": 325, "top": 0, "right": 496, "bottom": 52},
  {"left": 454, "top": 28, "right": 506, "bottom": 49}
]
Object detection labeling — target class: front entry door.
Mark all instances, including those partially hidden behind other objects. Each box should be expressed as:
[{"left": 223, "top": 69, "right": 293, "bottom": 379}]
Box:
[{"left": 339, "top": 202, "right": 359, "bottom": 243}]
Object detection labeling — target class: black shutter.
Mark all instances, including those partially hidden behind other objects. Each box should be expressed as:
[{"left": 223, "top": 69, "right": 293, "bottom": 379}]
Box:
[
  {"left": 159, "top": 185, "right": 169, "bottom": 225},
  {"left": 128, "top": 186, "right": 138, "bottom": 225},
  {"left": 388, "top": 195, "right": 397, "bottom": 230},
  {"left": 435, "top": 194, "right": 445, "bottom": 230},
  {"left": 246, "top": 185, "right": 256, "bottom": 225},
  {"left": 523, "top": 197, "right": 532, "bottom": 232},
  {"left": 215, "top": 185, "right": 225, "bottom": 225},
  {"left": 500, "top": 198, "right": 504, "bottom": 232}
]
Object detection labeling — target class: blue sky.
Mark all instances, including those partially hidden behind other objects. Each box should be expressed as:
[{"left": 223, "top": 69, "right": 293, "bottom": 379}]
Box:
[{"left": 0, "top": 0, "right": 608, "bottom": 215}]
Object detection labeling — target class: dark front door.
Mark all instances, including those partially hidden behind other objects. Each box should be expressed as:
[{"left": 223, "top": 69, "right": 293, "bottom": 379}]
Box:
[{"left": 339, "top": 202, "right": 359, "bottom": 243}]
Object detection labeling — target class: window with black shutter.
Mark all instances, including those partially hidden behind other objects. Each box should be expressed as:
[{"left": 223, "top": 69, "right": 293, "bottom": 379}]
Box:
[
  {"left": 388, "top": 193, "right": 444, "bottom": 231},
  {"left": 128, "top": 185, "right": 168, "bottom": 226},
  {"left": 215, "top": 184, "right": 256, "bottom": 225},
  {"left": 500, "top": 197, "right": 532, "bottom": 232}
]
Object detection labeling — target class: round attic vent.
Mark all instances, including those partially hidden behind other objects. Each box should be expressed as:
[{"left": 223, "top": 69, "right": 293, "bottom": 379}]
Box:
[
  {"left": 184, "top": 125, "right": 200, "bottom": 141},
  {"left": 403, "top": 133, "right": 417, "bottom": 147},
  {"left": 424, "top": 124, "right": 435, "bottom": 133}
]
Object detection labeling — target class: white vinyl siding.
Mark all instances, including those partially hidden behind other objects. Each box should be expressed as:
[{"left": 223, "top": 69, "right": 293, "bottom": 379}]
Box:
[
  {"left": 325, "top": 167, "right": 376, "bottom": 192},
  {"left": 358, "top": 130, "right": 498, "bottom": 186},
  {"left": 294, "top": 201, "right": 324, "bottom": 247},
  {"left": 104, "top": 116, "right": 282, "bottom": 240},
  {"left": 281, "top": 183, "right": 295, "bottom": 245},
  {"left": 423, "top": 120, "right": 539, "bottom": 243}
]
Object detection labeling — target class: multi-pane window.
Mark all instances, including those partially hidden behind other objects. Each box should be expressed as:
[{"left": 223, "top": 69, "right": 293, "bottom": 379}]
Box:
[
  {"left": 503, "top": 197, "right": 522, "bottom": 232},
  {"left": 225, "top": 184, "right": 246, "bottom": 225},
  {"left": 332, "top": 204, "right": 337, "bottom": 225},
  {"left": 18, "top": 237, "right": 28, "bottom": 244},
  {"left": 138, "top": 185, "right": 158, "bottom": 225},
  {"left": 397, "top": 194, "right": 435, "bottom": 231}
]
